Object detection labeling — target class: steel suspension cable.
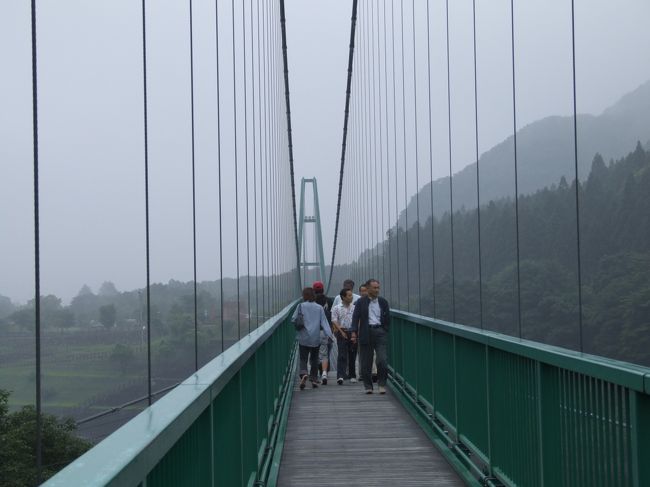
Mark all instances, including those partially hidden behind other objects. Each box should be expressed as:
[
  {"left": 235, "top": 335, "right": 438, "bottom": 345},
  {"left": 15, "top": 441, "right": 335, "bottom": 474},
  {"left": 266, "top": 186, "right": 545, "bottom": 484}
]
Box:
[
  {"left": 472, "top": 0, "right": 484, "bottom": 329},
  {"left": 215, "top": 0, "right": 225, "bottom": 350},
  {"left": 411, "top": 0, "right": 422, "bottom": 313},
  {"left": 255, "top": 0, "right": 261, "bottom": 324},
  {"left": 231, "top": 0, "right": 241, "bottom": 339},
  {"left": 371, "top": 0, "right": 380, "bottom": 280},
  {"left": 383, "top": 0, "right": 392, "bottom": 302},
  {"left": 29, "top": 0, "right": 43, "bottom": 479},
  {"left": 509, "top": 0, "right": 523, "bottom": 338},
  {"left": 361, "top": 1, "right": 368, "bottom": 281},
  {"left": 188, "top": 0, "right": 199, "bottom": 367},
  {"left": 140, "top": 0, "right": 153, "bottom": 405},
  {"left": 243, "top": 0, "right": 251, "bottom": 333},
  {"left": 426, "top": 0, "right": 437, "bottom": 317},
  {"left": 376, "top": 0, "right": 386, "bottom": 289},
  {"left": 391, "top": 0, "right": 400, "bottom": 309},
  {"left": 445, "top": 0, "right": 456, "bottom": 321},
  {"left": 570, "top": 0, "right": 584, "bottom": 351},
  {"left": 400, "top": 0, "right": 410, "bottom": 312}
]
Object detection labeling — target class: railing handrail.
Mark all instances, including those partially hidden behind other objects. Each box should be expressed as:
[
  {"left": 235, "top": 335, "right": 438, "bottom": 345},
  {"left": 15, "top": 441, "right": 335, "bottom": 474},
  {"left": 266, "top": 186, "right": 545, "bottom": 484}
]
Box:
[
  {"left": 43, "top": 300, "right": 299, "bottom": 487},
  {"left": 392, "top": 309, "right": 650, "bottom": 394}
]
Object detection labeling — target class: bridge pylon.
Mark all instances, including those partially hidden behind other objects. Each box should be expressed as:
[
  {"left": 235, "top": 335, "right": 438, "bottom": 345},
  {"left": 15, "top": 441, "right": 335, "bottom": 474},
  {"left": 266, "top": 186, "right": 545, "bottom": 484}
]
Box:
[{"left": 297, "top": 177, "right": 328, "bottom": 290}]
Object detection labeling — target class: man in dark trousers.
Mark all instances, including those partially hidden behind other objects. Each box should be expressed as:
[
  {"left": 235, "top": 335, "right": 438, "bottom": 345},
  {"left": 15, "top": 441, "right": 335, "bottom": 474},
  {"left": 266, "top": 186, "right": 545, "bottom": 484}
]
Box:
[{"left": 350, "top": 279, "right": 390, "bottom": 394}]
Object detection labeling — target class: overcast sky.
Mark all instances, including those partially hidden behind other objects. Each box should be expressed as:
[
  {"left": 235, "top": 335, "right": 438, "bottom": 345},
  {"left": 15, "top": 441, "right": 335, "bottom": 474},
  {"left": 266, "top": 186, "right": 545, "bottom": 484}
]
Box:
[{"left": 1, "top": 0, "right": 649, "bottom": 304}]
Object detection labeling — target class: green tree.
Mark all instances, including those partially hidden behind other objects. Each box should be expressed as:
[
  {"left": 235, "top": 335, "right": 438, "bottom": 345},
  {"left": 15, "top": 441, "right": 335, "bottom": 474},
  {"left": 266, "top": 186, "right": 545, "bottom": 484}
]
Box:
[
  {"left": 0, "top": 389, "right": 91, "bottom": 486},
  {"left": 99, "top": 304, "right": 116, "bottom": 329}
]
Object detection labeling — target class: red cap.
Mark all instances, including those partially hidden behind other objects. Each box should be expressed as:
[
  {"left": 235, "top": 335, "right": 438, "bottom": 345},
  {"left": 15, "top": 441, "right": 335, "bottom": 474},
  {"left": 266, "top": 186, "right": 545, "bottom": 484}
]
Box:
[{"left": 312, "top": 281, "right": 324, "bottom": 292}]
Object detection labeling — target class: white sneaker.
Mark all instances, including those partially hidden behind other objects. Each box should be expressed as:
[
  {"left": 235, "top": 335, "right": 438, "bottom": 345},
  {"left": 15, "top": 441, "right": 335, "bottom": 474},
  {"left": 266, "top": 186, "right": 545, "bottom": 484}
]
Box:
[
  {"left": 350, "top": 378, "right": 357, "bottom": 384},
  {"left": 321, "top": 372, "right": 328, "bottom": 385}
]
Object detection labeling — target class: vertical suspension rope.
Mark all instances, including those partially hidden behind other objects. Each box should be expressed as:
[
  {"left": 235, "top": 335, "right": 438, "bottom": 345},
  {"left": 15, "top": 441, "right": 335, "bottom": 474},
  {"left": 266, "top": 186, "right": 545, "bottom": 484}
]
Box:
[
  {"left": 371, "top": 0, "right": 380, "bottom": 281},
  {"left": 140, "top": 0, "right": 153, "bottom": 406},
  {"left": 215, "top": 0, "right": 225, "bottom": 350},
  {"left": 570, "top": 0, "right": 585, "bottom": 351},
  {"left": 361, "top": 0, "right": 368, "bottom": 281},
  {"left": 426, "top": 0, "right": 437, "bottom": 317},
  {"left": 243, "top": 0, "right": 251, "bottom": 333},
  {"left": 29, "top": 0, "right": 43, "bottom": 479},
  {"left": 231, "top": 0, "right": 241, "bottom": 339},
  {"left": 377, "top": 0, "right": 386, "bottom": 289},
  {"left": 472, "top": 0, "right": 484, "bottom": 329},
  {"left": 383, "top": 0, "right": 392, "bottom": 303},
  {"left": 255, "top": 0, "right": 261, "bottom": 325},
  {"left": 264, "top": 0, "right": 270, "bottom": 316},
  {"left": 260, "top": 0, "right": 266, "bottom": 318},
  {"left": 510, "top": 0, "right": 523, "bottom": 338},
  {"left": 445, "top": 0, "right": 456, "bottom": 321},
  {"left": 391, "top": 0, "right": 400, "bottom": 309},
  {"left": 188, "top": 0, "right": 199, "bottom": 369},
  {"left": 400, "top": 0, "right": 410, "bottom": 312},
  {"left": 411, "top": 0, "right": 422, "bottom": 313}
]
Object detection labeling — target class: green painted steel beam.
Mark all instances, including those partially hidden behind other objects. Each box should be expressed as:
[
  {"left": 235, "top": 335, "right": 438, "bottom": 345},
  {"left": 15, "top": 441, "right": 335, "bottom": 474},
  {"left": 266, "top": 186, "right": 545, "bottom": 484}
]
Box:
[{"left": 392, "top": 309, "right": 650, "bottom": 393}]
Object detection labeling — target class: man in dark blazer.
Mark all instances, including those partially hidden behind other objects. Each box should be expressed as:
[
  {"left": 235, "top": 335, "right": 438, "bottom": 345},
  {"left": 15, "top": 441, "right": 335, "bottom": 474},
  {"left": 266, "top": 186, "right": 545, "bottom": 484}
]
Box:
[{"left": 350, "top": 279, "right": 390, "bottom": 394}]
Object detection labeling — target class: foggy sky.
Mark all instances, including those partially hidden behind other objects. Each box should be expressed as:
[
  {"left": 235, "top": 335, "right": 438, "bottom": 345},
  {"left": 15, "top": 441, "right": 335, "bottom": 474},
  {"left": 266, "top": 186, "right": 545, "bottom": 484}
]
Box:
[{"left": 1, "top": 0, "right": 649, "bottom": 304}]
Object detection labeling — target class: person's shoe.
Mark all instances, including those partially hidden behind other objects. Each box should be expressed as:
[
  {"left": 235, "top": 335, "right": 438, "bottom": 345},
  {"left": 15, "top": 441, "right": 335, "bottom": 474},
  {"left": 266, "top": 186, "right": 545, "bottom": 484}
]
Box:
[
  {"left": 365, "top": 389, "right": 373, "bottom": 394},
  {"left": 321, "top": 372, "right": 328, "bottom": 385},
  {"left": 337, "top": 378, "right": 344, "bottom": 385},
  {"left": 311, "top": 379, "right": 319, "bottom": 388},
  {"left": 299, "top": 374, "right": 307, "bottom": 390},
  {"left": 350, "top": 377, "right": 357, "bottom": 384},
  {"left": 378, "top": 386, "right": 386, "bottom": 395}
]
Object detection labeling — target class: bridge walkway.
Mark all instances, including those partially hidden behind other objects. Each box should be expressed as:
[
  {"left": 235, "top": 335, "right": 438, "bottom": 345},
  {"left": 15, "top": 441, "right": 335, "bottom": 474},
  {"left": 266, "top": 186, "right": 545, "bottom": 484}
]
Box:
[{"left": 276, "top": 372, "right": 464, "bottom": 487}]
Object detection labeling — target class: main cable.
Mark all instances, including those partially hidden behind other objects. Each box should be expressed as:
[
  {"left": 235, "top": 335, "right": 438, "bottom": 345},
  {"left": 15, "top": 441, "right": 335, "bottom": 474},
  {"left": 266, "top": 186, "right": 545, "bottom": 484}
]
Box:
[{"left": 326, "top": 0, "right": 359, "bottom": 293}]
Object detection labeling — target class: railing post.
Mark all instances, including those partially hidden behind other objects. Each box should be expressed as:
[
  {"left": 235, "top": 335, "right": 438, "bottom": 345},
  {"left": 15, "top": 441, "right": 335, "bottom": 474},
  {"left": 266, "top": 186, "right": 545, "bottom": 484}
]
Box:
[
  {"left": 538, "top": 362, "right": 562, "bottom": 486},
  {"left": 630, "top": 389, "right": 650, "bottom": 487}
]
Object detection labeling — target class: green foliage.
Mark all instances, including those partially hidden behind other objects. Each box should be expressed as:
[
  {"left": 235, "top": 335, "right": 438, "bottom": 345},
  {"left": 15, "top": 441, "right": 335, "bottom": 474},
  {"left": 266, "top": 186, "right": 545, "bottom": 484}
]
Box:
[
  {"left": 353, "top": 141, "right": 650, "bottom": 366},
  {"left": 0, "top": 389, "right": 91, "bottom": 487},
  {"left": 98, "top": 304, "right": 116, "bottom": 329},
  {"left": 6, "top": 295, "right": 74, "bottom": 331}
]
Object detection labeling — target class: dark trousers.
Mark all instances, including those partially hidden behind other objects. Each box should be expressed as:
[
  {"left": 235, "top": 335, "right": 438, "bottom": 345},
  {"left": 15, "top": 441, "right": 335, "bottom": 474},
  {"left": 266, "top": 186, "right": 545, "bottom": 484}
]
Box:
[
  {"left": 299, "top": 345, "right": 320, "bottom": 380},
  {"left": 359, "top": 326, "right": 388, "bottom": 389},
  {"left": 336, "top": 332, "right": 358, "bottom": 380}
]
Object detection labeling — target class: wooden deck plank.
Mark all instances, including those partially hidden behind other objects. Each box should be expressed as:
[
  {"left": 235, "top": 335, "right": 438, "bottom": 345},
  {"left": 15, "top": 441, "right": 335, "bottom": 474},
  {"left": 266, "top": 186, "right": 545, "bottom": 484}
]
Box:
[{"left": 276, "top": 373, "right": 465, "bottom": 486}]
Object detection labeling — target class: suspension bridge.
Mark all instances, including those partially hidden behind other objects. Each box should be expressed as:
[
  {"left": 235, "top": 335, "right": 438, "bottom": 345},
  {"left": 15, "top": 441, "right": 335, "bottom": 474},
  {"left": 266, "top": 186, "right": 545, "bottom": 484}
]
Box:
[{"left": 3, "top": 0, "right": 650, "bottom": 486}]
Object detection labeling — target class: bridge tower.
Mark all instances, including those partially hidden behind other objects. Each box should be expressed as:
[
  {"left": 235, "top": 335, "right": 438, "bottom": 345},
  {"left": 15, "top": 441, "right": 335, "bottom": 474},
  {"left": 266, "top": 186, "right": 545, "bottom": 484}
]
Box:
[{"left": 297, "top": 177, "right": 327, "bottom": 289}]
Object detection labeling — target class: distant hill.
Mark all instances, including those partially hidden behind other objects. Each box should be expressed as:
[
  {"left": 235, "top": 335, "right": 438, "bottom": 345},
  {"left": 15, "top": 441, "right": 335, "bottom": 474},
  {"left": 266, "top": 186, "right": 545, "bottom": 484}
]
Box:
[{"left": 398, "top": 80, "right": 650, "bottom": 229}]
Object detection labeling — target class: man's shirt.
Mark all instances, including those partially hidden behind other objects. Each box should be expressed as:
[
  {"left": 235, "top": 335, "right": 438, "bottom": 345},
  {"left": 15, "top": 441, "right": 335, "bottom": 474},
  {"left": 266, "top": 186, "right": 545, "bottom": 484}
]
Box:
[
  {"left": 331, "top": 303, "right": 355, "bottom": 330},
  {"left": 368, "top": 298, "right": 381, "bottom": 325}
]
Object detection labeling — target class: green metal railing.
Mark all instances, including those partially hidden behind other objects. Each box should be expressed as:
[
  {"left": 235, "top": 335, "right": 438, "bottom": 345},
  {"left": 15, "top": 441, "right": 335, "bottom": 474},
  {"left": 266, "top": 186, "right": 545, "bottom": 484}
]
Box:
[
  {"left": 43, "top": 301, "right": 299, "bottom": 487},
  {"left": 388, "top": 310, "right": 650, "bottom": 487}
]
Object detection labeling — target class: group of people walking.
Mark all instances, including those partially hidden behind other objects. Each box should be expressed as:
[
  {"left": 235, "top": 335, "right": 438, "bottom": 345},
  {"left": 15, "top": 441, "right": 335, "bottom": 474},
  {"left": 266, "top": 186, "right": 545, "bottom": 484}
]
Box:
[{"left": 291, "top": 278, "right": 390, "bottom": 394}]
